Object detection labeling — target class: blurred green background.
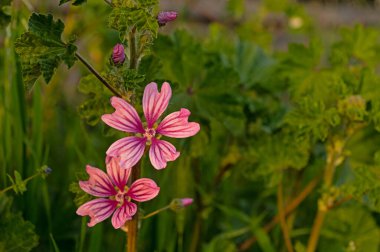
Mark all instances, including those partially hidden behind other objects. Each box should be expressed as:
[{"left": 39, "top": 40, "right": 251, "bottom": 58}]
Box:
[{"left": 1, "top": 0, "right": 380, "bottom": 251}]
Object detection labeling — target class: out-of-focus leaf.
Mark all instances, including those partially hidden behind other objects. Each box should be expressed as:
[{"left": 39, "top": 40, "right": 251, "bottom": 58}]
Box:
[
  {"left": 69, "top": 172, "right": 92, "bottom": 207},
  {"left": 14, "top": 13, "right": 77, "bottom": 90},
  {"left": 77, "top": 74, "right": 112, "bottom": 126},
  {"left": 320, "top": 206, "right": 380, "bottom": 252},
  {"left": 0, "top": 195, "right": 39, "bottom": 252}
]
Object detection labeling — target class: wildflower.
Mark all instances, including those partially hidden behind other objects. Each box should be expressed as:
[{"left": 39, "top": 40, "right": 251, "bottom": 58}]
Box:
[
  {"left": 76, "top": 158, "right": 160, "bottom": 229},
  {"left": 112, "top": 43, "right": 125, "bottom": 64},
  {"left": 157, "top": 11, "right": 178, "bottom": 26},
  {"left": 102, "top": 82, "right": 200, "bottom": 170}
]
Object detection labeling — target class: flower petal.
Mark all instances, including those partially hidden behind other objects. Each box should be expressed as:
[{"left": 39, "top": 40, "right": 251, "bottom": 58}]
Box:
[
  {"left": 128, "top": 178, "right": 160, "bottom": 202},
  {"left": 79, "top": 165, "right": 117, "bottom": 197},
  {"left": 143, "top": 82, "right": 172, "bottom": 127},
  {"left": 106, "top": 136, "right": 147, "bottom": 169},
  {"left": 156, "top": 108, "right": 200, "bottom": 138},
  {"left": 111, "top": 202, "right": 137, "bottom": 229},
  {"left": 101, "top": 97, "right": 144, "bottom": 134},
  {"left": 149, "top": 139, "right": 180, "bottom": 170},
  {"left": 76, "top": 198, "right": 118, "bottom": 227},
  {"left": 106, "top": 157, "right": 131, "bottom": 191}
]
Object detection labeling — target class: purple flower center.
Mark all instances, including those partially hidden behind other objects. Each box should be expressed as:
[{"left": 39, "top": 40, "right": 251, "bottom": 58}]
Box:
[{"left": 143, "top": 128, "right": 156, "bottom": 141}]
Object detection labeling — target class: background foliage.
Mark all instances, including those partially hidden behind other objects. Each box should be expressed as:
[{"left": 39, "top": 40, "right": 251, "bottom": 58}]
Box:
[{"left": 1, "top": 0, "right": 380, "bottom": 251}]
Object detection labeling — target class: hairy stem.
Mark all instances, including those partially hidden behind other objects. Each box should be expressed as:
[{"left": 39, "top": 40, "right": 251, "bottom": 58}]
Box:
[
  {"left": 125, "top": 29, "right": 139, "bottom": 251},
  {"left": 75, "top": 52, "right": 122, "bottom": 97},
  {"left": 129, "top": 27, "right": 137, "bottom": 69},
  {"left": 277, "top": 181, "right": 294, "bottom": 252},
  {"left": 239, "top": 176, "right": 321, "bottom": 251}
]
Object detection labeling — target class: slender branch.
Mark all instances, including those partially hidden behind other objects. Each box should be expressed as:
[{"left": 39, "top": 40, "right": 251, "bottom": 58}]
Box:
[
  {"left": 239, "top": 175, "right": 321, "bottom": 251},
  {"left": 75, "top": 52, "right": 122, "bottom": 97},
  {"left": 277, "top": 181, "right": 294, "bottom": 252},
  {"left": 142, "top": 205, "right": 170, "bottom": 220}
]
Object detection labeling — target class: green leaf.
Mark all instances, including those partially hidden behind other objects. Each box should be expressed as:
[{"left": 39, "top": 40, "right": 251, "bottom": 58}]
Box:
[
  {"left": 15, "top": 13, "right": 77, "bottom": 90},
  {"left": 59, "top": 0, "right": 86, "bottom": 6},
  {"left": 69, "top": 172, "right": 92, "bottom": 207},
  {"left": 320, "top": 206, "right": 380, "bottom": 252},
  {"left": 13, "top": 171, "right": 26, "bottom": 194},
  {"left": 0, "top": 195, "right": 39, "bottom": 252},
  {"left": 285, "top": 97, "right": 341, "bottom": 141},
  {"left": 77, "top": 74, "right": 112, "bottom": 126}
]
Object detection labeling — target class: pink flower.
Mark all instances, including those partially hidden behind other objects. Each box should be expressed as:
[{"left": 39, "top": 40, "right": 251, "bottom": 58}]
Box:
[
  {"left": 112, "top": 43, "right": 125, "bottom": 64},
  {"left": 102, "top": 82, "right": 200, "bottom": 170},
  {"left": 157, "top": 11, "right": 178, "bottom": 26},
  {"left": 76, "top": 158, "right": 160, "bottom": 229}
]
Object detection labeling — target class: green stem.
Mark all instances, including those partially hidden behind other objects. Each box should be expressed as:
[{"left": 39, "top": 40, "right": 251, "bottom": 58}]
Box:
[
  {"left": 128, "top": 27, "right": 137, "bottom": 69},
  {"left": 0, "top": 172, "right": 42, "bottom": 194},
  {"left": 75, "top": 52, "right": 122, "bottom": 97},
  {"left": 126, "top": 161, "right": 141, "bottom": 252},
  {"left": 306, "top": 139, "right": 344, "bottom": 252},
  {"left": 142, "top": 205, "right": 171, "bottom": 220}
]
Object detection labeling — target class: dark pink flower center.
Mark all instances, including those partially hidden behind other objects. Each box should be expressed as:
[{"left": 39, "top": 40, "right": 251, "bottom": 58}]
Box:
[{"left": 143, "top": 128, "right": 156, "bottom": 141}]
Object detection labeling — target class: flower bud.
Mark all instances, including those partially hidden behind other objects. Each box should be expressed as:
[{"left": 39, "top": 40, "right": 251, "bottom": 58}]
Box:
[
  {"left": 157, "top": 11, "right": 178, "bottom": 26},
  {"left": 44, "top": 167, "right": 53, "bottom": 174},
  {"left": 169, "top": 198, "right": 194, "bottom": 211},
  {"left": 112, "top": 43, "right": 125, "bottom": 64}
]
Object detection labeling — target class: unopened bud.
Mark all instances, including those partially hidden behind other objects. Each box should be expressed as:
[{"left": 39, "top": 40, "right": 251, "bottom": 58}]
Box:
[
  {"left": 169, "top": 198, "right": 194, "bottom": 211},
  {"left": 157, "top": 11, "right": 178, "bottom": 26},
  {"left": 112, "top": 43, "right": 125, "bottom": 64}
]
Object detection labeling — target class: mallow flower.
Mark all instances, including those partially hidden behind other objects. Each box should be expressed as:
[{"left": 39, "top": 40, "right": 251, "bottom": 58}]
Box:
[
  {"left": 102, "top": 82, "right": 200, "bottom": 170},
  {"left": 76, "top": 158, "right": 160, "bottom": 229}
]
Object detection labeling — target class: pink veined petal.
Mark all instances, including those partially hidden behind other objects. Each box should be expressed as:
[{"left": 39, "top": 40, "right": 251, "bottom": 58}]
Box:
[
  {"left": 101, "top": 97, "right": 144, "bottom": 134},
  {"left": 79, "top": 165, "right": 117, "bottom": 197},
  {"left": 106, "top": 157, "right": 131, "bottom": 191},
  {"left": 106, "top": 136, "right": 147, "bottom": 169},
  {"left": 76, "top": 198, "right": 118, "bottom": 227},
  {"left": 156, "top": 108, "right": 200, "bottom": 138},
  {"left": 111, "top": 202, "right": 137, "bottom": 229},
  {"left": 143, "top": 82, "right": 172, "bottom": 127},
  {"left": 149, "top": 139, "right": 180, "bottom": 170},
  {"left": 128, "top": 178, "right": 160, "bottom": 202}
]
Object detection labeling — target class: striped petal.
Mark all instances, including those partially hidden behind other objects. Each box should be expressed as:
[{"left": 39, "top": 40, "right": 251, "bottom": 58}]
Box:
[
  {"left": 156, "top": 108, "right": 200, "bottom": 138},
  {"left": 128, "top": 178, "right": 160, "bottom": 202},
  {"left": 101, "top": 97, "right": 144, "bottom": 134},
  {"left": 106, "top": 157, "right": 131, "bottom": 191},
  {"left": 76, "top": 198, "right": 118, "bottom": 227},
  {"left": 111, "top": 202, "right": 137, "bottom": 229},
  {"left": 106, "top": 136, "right": 147, "bottom": 169},
  {"left": 79, "top": 165, "right": 117, "bottom": 197},
  {"left": 149, "top": 139, "right": 180, "bottom": 170},
  {"left": 143, "top": 82, "right": 172, "bottom": 128}
]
